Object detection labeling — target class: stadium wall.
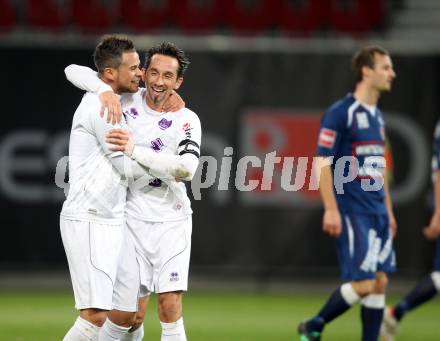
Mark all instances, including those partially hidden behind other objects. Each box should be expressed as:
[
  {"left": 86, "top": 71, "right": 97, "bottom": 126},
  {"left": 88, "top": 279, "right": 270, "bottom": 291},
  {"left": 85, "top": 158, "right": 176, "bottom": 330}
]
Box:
[{"left": 1, "top": 46, "right": 439, "bottom": 279}]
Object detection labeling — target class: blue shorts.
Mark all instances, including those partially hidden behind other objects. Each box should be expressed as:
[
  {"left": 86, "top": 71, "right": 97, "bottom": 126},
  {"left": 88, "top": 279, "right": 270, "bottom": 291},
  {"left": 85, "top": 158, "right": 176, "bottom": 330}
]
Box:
[
  {"left": 434, "top": 237, "right": 440, "bottom": 271},
  {"left": 337, "top": 213, "right": 396, "bottom": 281}
]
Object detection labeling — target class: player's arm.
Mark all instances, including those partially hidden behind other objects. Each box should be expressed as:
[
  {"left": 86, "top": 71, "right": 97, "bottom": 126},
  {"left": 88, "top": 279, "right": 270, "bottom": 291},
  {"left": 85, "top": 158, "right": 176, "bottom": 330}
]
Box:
[
  {"left": 106, "top": 115, "right": 201, "bottom": 181},
  {"left": 106, "top": 129, "right": 199, "bottom": 181},
  {"left": 89, "top": 104, "right": 153, "bottom": 181},
  {"left": 424, "top": 169, "right": 440, "bottom": 239},
  {"left": 316, "top": 109, "right": 346, "bottom": 237},
  {"left": 317, "top": 157, "right": 342, "bottom": 237},
  {"left": 65, "top": 64, "right": 122, "bottom": 124},
  {"left": 384, "top": 169, "right": 397, "bottom": 237},
  {"left": 64, "top": 64, "right": 185, "bottom": 114}
]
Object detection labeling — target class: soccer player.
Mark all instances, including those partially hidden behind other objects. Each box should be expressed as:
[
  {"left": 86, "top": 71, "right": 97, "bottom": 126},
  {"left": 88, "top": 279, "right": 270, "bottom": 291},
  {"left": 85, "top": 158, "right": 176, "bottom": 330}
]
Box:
[
  {"left": 65, "top": 42, "right": 201, "bottom": 341},
  {"left": 61, "top": 36, "right": 184, "bottom": 341},
  {"left": 298, "top": 46, "right": 397, "bottom": 341},
  {"left": 380, "top": 121, "right": 440, "bottom": 341}
]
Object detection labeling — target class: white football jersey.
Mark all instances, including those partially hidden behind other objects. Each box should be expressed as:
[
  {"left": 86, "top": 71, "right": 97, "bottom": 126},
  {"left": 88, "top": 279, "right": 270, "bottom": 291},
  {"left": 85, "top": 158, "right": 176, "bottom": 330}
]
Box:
[
  {"left": 61, "top": 92, "right": 128, "bottom": 224},
  {"left": 121, "top": 88, "right": 202, "bottom": 222}
]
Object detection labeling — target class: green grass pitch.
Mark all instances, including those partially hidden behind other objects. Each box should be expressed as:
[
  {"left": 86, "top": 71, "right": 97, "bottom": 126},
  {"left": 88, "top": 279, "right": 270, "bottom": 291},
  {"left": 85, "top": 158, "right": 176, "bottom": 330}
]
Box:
[{"left": 0, "top": 290, "right": 439, "bottom": 340}]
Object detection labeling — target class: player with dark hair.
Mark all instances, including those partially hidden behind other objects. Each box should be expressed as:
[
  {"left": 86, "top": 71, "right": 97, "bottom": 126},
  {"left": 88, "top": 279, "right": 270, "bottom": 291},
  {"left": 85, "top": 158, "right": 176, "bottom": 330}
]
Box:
[
  {"left": 298, "top": 45, "right": 397, "bottom": 341},
  {"left": 65, "top": 41, "right": 200, "bottom": 341},
  {"left": 381, "top": 121, "right": 440, "bottom": 341}
]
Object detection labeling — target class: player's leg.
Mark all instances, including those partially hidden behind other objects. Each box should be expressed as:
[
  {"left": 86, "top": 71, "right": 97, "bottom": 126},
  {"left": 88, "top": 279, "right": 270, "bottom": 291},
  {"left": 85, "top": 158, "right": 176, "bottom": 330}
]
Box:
[
  {"left": 60, "top": 219, "right": 125, "bottom": 340},
  {"left": 121, "top": 295, "right": 149, "bottom": 341},
  {"left": 360, "top": 272, "right": 387, "bottom": 341},
  {"left": 383, "top": 236, "right": 440, "bottom": 338},
  {"left": 99, "top": 224, "right": 142, "bottom": 340},
  {"left": 154, "top": 217, "right": 191, "bottom": 341},
  {"left": 298, "top": 214, "right": 374, "bottom": 340},
  {"left": 158, "top": 291, "right": 186, "bottom": 341},
  {"left": 63, "top": 310, "right": 106, "bottom": 341},
  {"left": 361, "top": 213, "right": 394, "bottom": 341}
]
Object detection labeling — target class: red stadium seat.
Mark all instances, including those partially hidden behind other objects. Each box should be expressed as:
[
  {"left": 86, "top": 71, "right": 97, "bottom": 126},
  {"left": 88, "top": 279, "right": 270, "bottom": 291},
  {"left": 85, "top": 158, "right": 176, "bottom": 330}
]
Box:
[
  {"left": 72, "top": 0, "right": 112, "bottom": 32},
  {"left": 171, "top": 0, "right": 225, "bottom": 33},
  {"left": 224, "top": 0, "right": 276, "bottom": 34},
  {"left": 28, "top": 0, "right": 64, "bottom": 29},
  {"left": 0, "top": 0, "right": 16, "bottom": 31},
  {"left": 277, "top": 0, "right": 329, "bottom": 34},
  {"left": 328, "top": 0, "right": 385, "bottom": 34},
  {"left": 119, "top": 0, "right": 170, "bottom": 32}
]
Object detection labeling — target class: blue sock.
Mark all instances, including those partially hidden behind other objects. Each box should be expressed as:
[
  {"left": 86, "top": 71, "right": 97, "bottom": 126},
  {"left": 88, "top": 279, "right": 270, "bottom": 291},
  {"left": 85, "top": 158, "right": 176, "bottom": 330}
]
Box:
[
  {"left": 394, "top": 274, "right": 438, "bottom": 321},
  {"left": 361, "top": 305, "right": 384, "bottom": 341},
  {"left": 306, "top": 285, "right": 355, "bottom": 332}
]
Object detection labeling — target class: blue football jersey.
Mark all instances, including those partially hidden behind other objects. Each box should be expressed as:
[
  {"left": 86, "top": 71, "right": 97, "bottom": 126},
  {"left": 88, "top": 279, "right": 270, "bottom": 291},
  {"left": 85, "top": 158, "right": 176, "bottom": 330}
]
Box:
[{"left": 316, "top": 94, "right": 387, "bottom": 214}]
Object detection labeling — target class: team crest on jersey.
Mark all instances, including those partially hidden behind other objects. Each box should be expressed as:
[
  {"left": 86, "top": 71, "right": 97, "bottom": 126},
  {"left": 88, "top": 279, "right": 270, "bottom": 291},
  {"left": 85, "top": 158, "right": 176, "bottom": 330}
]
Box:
[
  {"left": 356, "top": 112, "right": 369, "bottom": 129},
  {"left": 124, "top": 107, "right": 139, "bottom": 119},
  {"left": 158, "top": 118, "right": 172, "bottom": 130},
  {"left": 150, "top": 138, "right": 164, "bottom": 152},
  {"left": 318, "top": 128, "right": 337, "bottom": 148},
  {"left": 182, "top": 122, "right": 193, "bottom": 139}
]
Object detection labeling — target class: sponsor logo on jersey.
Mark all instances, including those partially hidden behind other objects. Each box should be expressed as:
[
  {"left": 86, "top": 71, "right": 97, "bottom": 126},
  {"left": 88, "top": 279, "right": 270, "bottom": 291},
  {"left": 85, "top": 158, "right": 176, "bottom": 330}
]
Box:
[
  {"left": 170, "top": 272, "right": 179, "bottom": 282},
  {"left": 356, "top": 112, "right": 369, "bottom": 129},
  {"left": 318, "top": 128, "right": 337, "bottom": 148},
  {"left": 124, "top": 107, "right": 139, "bottom": 119},
  {"left": 158, "top": 118, "right": 172, "bottom": 130},
  {"left": 354, "top": 144, "right": 385, "bottom": 156},
  {"left": 182, "top": 122, "right": 193, "bottom": 139},
  {"left": 150, "top": 138, "right": 164, "bottom": 152}
]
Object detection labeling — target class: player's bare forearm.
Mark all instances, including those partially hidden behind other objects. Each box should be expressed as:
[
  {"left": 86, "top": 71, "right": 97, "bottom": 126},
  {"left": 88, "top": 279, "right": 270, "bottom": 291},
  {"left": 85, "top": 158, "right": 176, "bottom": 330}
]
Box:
[
  {"left": 99, "top": 91, "right": 123, "bottom": 125},
  {"left": 106, "top": 129, "right": 134, "bottom": 156},
  {"left": 317, "top": 160, "right": 341, "bottom": 237}
]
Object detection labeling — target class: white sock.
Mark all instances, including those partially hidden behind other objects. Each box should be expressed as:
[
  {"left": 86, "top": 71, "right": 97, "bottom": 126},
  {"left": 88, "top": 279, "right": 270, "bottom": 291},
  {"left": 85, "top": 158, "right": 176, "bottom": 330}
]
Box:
[
  {"left": 361, "top": 294, "right": 385, "bottom": 309},
  {"left": 63, "top": 316, "right": 100, "bottom": 341},
  {"left": 121, "top": 324, "right": 144, "bottom": 341},
  {"left": 98, "top": 318, "right": 131, "bottom": 341},
  {"left": 340, "top": 283, "right": 361, "bottom": 305},
  {"left": 160, "top": 317, "right": 186, "bottom": 341}
]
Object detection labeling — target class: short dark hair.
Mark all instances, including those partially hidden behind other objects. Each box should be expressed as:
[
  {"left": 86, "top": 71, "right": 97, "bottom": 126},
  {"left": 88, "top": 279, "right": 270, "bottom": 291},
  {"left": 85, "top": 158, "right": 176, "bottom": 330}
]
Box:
[
  {"left": 144, "top": 42, "right": 190, "bottom": 78},
  {"left": 93, "top": 36, "right": 136, "bottom": 75},
  {"left": 352, "top": 45, "right": 389, "bottom": 83}
]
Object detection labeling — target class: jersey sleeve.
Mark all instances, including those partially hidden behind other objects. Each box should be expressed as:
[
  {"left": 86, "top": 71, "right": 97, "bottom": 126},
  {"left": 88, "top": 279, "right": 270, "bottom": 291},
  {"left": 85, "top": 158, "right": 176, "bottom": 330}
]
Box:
[
  {"left": 130, "top": 111, "right": 202, "bottom": 181},
  {"left": 65, "top": 64, "right": 113, "bottom": 94},
  {"left": 176, "top": 111, "right": 202, "bottom": 159},
  {"left": 87, "top": 102, "right": 152, "bottom": 180},
  {"left": 316, "top": 108, "right": 346, "bottom": 157}
]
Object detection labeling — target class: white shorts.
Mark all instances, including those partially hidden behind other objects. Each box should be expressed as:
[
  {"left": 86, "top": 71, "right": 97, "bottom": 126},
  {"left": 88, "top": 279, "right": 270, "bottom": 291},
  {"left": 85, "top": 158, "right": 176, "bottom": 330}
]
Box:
[
  {"left": 60, "top": 217, "right": 140, "bottom": 312},
  {"left": 125, "top": 215, "right": 192, "bottom": 294}
]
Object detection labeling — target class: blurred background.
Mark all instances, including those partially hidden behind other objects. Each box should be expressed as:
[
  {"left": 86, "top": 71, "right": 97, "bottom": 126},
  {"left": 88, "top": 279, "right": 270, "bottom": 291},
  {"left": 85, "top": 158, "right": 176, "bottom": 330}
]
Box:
[{"left": 1, "top": 0, "right": 440, "bottom": 340}]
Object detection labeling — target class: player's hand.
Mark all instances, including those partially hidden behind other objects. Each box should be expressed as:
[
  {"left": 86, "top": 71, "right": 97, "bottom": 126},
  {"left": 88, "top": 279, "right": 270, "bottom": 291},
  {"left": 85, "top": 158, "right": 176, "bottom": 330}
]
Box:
[
  {"left": 106, "top": 129, "right": 134, "bottom": 156},
  {"left": 161, "top": 90, "right": 185, "bottom": 112},
  {"left": 423, "top": 211, "right": 440, "bottom": 240},
  {"left": 322, "top": 208, "right": 342, "bottom": 237},
  {"left": 99, "top": 91, "right": 122, "bottom": 125},
  {"left": 388, "top": 210, "right": 398, "bottom": 237}
]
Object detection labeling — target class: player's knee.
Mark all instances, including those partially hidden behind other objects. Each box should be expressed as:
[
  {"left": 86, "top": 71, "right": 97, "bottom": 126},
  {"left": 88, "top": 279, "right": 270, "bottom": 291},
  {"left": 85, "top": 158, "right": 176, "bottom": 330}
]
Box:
[
  {"left": 352, "top": 279, "right": 375, "bottom": 297},
  {"left": 132, "top": 308, "right": 146, "bottom": 328},
  {"left": 80, "top": 308, "right": 108, "bottom": 327},
  {"left": 158, "top": 292, "right": 182, "bottom": 322},
  {"left": 107, "top": 310, "right": 136, "bottom": 328},
  {"left": 374, "top": 272, "right": 389, "bottom": 293}
]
